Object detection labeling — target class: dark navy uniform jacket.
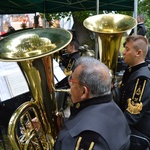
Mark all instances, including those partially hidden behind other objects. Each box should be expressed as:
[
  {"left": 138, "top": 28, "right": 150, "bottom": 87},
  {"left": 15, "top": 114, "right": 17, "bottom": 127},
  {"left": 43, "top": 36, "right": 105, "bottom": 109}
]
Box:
[
  {"left": 63, "top": 51, "right": 80, "bottom": 72},
  {"left": 54, "top": 95, "right": 131, "bottom": 150},
  {"left": 55, "top": 52, "right": 80, "bottom": 89},
  {"left": 120, "top": 62, "right": 150, "bottom": 141},
  {"left": 129, "top": 23, "right": 147, "bottom": 36}
]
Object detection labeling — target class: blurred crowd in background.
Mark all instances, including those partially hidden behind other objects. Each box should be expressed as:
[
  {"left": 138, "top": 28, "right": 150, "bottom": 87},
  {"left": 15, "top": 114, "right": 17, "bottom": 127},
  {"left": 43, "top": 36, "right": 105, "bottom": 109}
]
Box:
[{"left": 0, "top": 13, "right": 74, "bottom": 36}]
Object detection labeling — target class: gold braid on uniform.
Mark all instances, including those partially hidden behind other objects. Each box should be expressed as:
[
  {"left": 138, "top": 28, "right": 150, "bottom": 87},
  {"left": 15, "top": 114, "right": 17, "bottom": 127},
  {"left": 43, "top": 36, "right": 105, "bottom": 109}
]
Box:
[
  {"left": 64, "top": 59, "right": 75, "bottom": 76},
  {"left": 126, "top": 78, "right": 146, "bottom": 114},
  {"left": 75, "top": 131, "right": 99, "bottom": 150}
]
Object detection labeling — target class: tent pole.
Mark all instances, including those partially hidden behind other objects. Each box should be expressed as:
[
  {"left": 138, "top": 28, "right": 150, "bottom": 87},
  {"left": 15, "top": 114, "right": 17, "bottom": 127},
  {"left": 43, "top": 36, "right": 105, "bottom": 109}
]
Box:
[
  {"left": 96, "top": 0, "right": 99, "bottom": 14},
  {"left": 134, "top": 0, "right": 138, "bottom": 35},
  {"left": 0, "top": 15, "right": 3, "bottom": 32},
  {"left": 95, "top": 0, "right": 99, "bottom": 59},
  {"left": 43, "top": 1, "right": 46, "bottom": 28}
]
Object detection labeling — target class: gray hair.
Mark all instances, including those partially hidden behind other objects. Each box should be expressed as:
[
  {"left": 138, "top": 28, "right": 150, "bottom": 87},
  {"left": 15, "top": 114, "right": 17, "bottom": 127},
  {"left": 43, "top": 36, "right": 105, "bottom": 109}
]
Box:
[
  {"left": 138, "top": 14, "right": 145, "bottom": 21},
  {"left": 74, "top": 56, "right": 111, "bottom": 97}
]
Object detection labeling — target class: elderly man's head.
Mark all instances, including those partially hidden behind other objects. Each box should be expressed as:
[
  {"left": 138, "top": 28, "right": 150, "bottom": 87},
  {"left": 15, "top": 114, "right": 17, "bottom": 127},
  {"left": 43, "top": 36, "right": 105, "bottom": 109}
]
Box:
[
  {"left": 68, "top": 56, "right": 111, "bottom": 103},
  {"left": 137, "top": 14, "right": 145, "bottom": 23}
]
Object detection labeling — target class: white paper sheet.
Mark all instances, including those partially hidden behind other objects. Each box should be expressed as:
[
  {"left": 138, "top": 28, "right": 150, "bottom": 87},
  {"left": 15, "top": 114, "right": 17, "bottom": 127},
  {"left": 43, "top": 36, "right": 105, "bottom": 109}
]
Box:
[
  {"left": 53, "top": 59, "right": 66, "bottom": 84},
  {"left": 0, "top": 62, "right": 29, "bottom": 101}
]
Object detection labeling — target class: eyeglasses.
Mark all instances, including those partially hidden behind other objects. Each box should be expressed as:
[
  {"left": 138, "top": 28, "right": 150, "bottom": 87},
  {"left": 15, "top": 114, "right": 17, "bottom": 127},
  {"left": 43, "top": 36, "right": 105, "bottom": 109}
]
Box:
[
  {"left": 68, "top": 75, "right": 90, "bottom": 92},
  {"left": 68, "top": 75, "right": 85, "bottom": 86}
]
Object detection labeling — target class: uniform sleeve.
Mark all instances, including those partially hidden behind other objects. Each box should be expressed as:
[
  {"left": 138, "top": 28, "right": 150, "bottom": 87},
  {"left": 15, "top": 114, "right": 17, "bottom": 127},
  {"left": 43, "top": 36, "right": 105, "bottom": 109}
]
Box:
[
  {"left": 124, "top": 76, "right": 150, "bottom": 125},
  {"left": 75, "top": 131, "right": 109, "bottom": 150},
  {"left": 54, "top": 130, "right": 109, "bottom": 150},
  {"left": 137, "top": 25, "right": 146, "bottom": 36}
]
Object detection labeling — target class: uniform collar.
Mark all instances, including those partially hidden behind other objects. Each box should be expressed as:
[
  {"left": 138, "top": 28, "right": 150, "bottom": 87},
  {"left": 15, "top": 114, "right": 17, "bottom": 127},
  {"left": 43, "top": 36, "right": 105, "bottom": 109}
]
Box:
[
  {"left": 138, "top": 22, "right": 144, "bottom": 25},
  {"left": 70, "top": 94, "right": 112, "bottom": 117},
  {"left": 128, "top": 62, "right": 147, "bottom": 73},
  {"left": 69, "top": 51, "right": 79, "bottom": 56}
]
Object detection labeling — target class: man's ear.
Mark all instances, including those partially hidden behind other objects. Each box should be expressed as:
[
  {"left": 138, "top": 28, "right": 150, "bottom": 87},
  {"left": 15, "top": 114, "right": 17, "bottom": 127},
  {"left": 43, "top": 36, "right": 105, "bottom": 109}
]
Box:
[
  {"left": 137, "top": 49, "right": 142, "bottom": 56},
  {"left": 71, "top": 45, "right": 75, "bottom": 50},
  {"left": 81, "top": 86, "right": 90, "bottom": 99}
]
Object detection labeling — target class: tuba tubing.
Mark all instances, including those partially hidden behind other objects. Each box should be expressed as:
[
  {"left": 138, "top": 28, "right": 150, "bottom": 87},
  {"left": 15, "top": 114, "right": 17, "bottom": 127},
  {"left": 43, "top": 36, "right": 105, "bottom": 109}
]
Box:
[
  {"left": 8, "top": 55, "right": 57, "bottom": 149},
  {"left": 0, "top": 28, "right": 72, "bottom": 149}
]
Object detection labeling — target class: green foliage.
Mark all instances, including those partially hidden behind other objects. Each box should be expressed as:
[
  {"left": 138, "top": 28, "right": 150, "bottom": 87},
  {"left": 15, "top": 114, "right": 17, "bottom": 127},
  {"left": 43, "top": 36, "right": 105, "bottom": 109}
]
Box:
[
  {"left": 40, "top": 0, "right": 150, "bottom": 38},
  {"left": 72, "top": 11, "right": 96, "bottom": 23},
  {"left": 40, "top": 12, "right": 72, "bottom": 22},
  {"left": 40, "top": 10, "right": 133, "bottom": 25},
  {"left": 138, "top": 0, "right": 150, "bottom": 38}
]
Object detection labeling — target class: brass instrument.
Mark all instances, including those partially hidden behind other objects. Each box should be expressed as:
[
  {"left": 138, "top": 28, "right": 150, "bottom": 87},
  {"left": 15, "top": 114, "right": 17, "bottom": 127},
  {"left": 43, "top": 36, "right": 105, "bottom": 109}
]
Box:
[
  {"left": 83, "top": 14, "right": 137, "bottom": 77},
  {"left": 0, "top": 28, "right": 72, "bottom": 149}
]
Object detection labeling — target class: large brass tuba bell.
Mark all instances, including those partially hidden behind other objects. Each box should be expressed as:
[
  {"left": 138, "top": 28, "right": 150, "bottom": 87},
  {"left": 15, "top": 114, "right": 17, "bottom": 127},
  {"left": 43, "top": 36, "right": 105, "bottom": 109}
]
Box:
[
  {"left": 83, "top": 14, "right": 137, "bottom": 77},
  {"left": 0, "top": 28, "right": 72, "bottom": 149}
]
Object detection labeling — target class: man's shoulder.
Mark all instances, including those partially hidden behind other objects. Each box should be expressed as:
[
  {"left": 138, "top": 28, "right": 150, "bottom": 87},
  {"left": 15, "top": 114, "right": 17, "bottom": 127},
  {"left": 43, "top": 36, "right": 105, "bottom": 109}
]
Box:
[
  {"left": 65, "top": 102, "right": 130, "bottom": 149},
  {"left": 131, "top": 66, "right": 150, "bottom": 80},
  {"left": 66, "top": 101, "right": 129, "bottom": 135},
  {"left": 70, "top": 52, "right": 80, "bottom": 59},
  {"left": 137, "top": 23, "right": 147, "bottom": 35},
  {"left": 138, "top": 24, "right": 146, "bottom": 30},
  {"left": 137, "top": 22, "right": 145, "bottom": 27}
]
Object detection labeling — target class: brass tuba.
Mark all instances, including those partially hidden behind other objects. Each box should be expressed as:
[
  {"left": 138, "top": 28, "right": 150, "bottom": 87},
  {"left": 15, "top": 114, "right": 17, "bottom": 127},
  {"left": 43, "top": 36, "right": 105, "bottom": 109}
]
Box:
[
  {"left": 0, "top": 28, "right": 72, "bottom": 149},
  {"left": 83, "top": 14, "right": 137, "bottom": 77}
]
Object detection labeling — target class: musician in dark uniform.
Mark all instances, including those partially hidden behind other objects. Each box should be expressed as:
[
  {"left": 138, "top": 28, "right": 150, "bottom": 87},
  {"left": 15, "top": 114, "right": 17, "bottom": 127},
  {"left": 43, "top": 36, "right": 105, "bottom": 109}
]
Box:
[
  {"left": 61, "top": 38, "right": 81, "bottom": 76},
  {"left": 54, "top": 56, "right": 131, "bottom": 150},
  {"left": 129, "top": 14, "right": 147, "bottom": 36},
  {"left": 120, "top": 35, "right": 150, "bottom": 150},
  {"left": 55, "top": 38, "right": 81, "bottom": 110}
]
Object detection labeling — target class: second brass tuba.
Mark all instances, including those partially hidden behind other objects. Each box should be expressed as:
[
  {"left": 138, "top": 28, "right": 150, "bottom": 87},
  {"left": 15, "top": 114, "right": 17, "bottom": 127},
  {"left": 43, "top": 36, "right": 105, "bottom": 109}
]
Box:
[
  {"left": 0, "top": 28, "right": 72, "bottom": 149},
  {"left": 83, "top": 14, "right": 137, "bottom": 77}
]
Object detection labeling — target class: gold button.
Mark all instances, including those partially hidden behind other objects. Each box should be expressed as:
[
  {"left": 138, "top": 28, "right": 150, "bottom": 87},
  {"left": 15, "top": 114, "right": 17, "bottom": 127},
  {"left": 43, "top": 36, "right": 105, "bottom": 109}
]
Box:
[
  {"left": 129, "top": 68, "right": 132, "bottom": 72},
  {"left": 75, "top": 103, "right": 80, "bottom": 108}
]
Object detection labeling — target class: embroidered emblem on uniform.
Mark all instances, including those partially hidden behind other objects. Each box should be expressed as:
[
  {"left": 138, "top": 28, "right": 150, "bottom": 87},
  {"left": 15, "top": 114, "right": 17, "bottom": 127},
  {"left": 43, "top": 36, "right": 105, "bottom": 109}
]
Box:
[
  {"left": 126, "top": 78, "right": 146, "bottom": 114},
  {"left": 75, "top": 136, "right": 95, "bottom": 150},
  {"left": 89, "top": 142, "right": 94, "bottom": 150},
  {"left": 75, "top": 137, "right": 82, "bottom": 150},
  {"left": 126, "top": 98, "right": 143, "bottom": 114},
  {"left": 135, "top": 87, "right": 142, "bottom": 95},
  {"left": 75, "top": 103, "right": 80, "bottom": 108},
  {"left": 64, "top": 59, "right": 75, "bottom": 76},
  {"left": 67, "top": 59, "right": 74, "bottom": 71}
]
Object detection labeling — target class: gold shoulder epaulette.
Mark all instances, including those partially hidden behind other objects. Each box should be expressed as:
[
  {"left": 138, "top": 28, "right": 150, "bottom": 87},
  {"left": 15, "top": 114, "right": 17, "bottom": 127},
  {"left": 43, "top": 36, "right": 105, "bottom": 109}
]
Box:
[{"left": 126, "top": 78, "right": 147, "bottom": 114}]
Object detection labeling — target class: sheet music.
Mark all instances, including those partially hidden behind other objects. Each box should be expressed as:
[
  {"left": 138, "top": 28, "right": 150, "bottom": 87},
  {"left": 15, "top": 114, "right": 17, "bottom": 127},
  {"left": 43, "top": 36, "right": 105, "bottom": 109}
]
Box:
[
  {"left": 0, "top": 62, "right": 21, "bottom": 76},
  {"left": 0, "top": 76, "right": 11, "bottom": 101},
  {"left": 5, "top": 71, "right": 29, "bottom": 98},
  {"left": 0, "top": 60, "right": 64, "bottom": 102},
  {"left": 0, "top": 62, "right": 29, "bottom": 101},
  {"left": 53, "top": 59, "right": 66, "bottom": 84}
]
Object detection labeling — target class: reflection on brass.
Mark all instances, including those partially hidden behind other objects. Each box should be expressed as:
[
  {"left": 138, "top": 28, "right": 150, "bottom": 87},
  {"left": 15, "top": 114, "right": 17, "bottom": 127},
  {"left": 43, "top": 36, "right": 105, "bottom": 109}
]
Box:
[
  {"left": 55, "top": 88, "right": 70, "bottom": 93},
  {"left": 83, "top": 14, "right": 137, "bottom": 77},
  {"left": 0, "top": 28, "right": 72, "bottom": 149},
  {"left": 13, "top": 34, "right": 56, "bottom": 58},
  {"left": 0, "top": 28, "right": 72, "bottom": 61}
]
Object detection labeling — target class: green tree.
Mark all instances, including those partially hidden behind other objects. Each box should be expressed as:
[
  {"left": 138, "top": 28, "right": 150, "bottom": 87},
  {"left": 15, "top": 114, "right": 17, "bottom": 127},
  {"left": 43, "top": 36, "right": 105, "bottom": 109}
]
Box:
[
  {"left": 41, "top": 0, "right": 150, "bottom": 47},
  {"left": 138, "top": 0, "right": 150, "bottom": 38},
  {"left": 41, "top": 11, "right": 97, "bottom": 48}
]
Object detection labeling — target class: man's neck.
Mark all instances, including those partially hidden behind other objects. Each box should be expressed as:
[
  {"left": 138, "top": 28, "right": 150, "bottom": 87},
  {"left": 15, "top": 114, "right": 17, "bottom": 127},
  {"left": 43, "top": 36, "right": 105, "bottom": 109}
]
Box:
[
  {"left": 130, "top": 61, "right": 145, "bottom": 67},
  {"left": 71, "top": 50, "right": 78, "bottom": 54}
]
